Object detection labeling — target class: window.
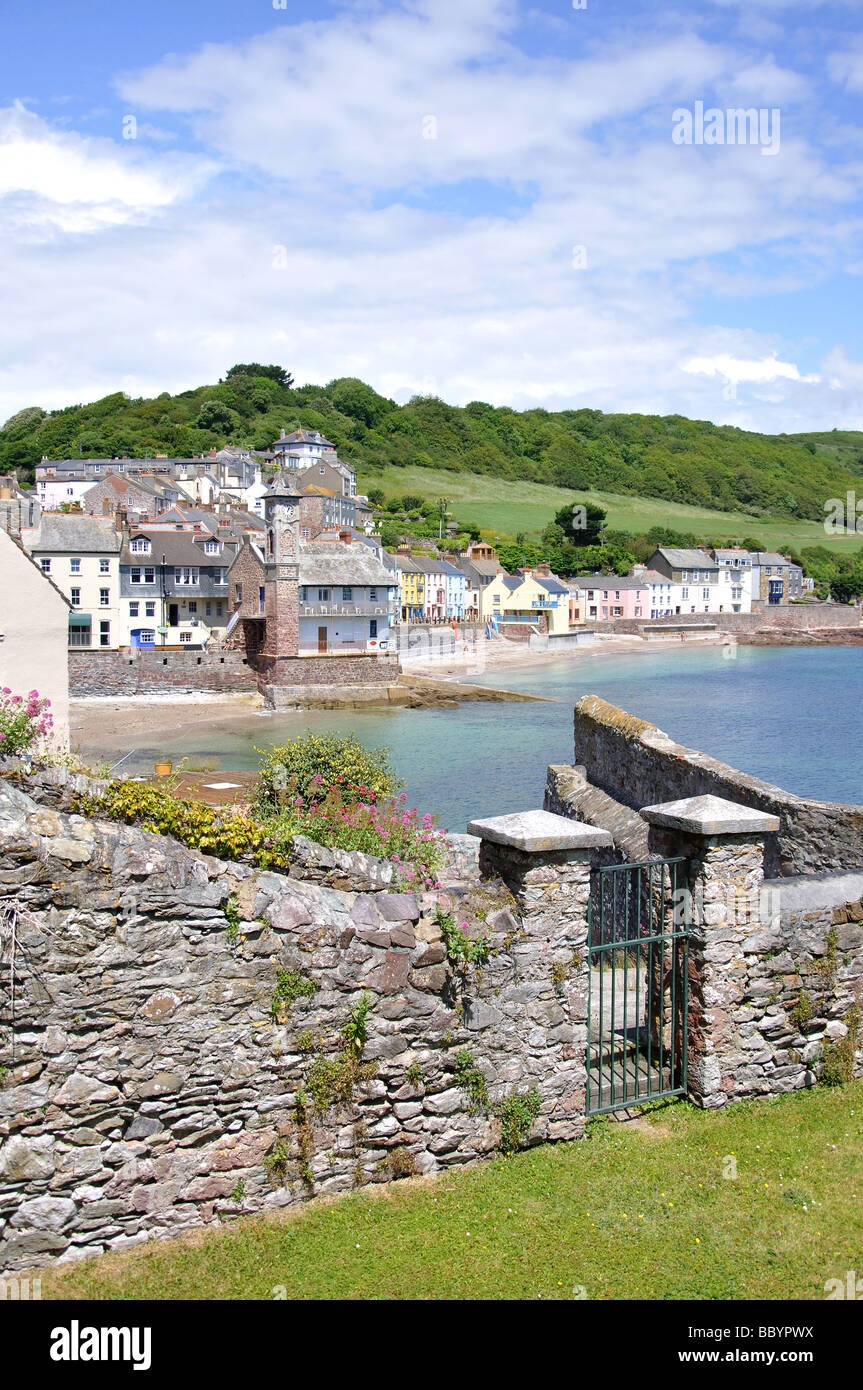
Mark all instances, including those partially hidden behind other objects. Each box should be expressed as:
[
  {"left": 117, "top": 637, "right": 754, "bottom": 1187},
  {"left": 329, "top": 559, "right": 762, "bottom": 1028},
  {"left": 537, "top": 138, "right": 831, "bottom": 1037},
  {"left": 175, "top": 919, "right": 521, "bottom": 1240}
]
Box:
[
  {"left": 139, "top": 629, "right": 155, "bottom": 644},
  {"left": 40, "top": 559, "right": 50, "bottom": 573},
  {"left": 369, "top": 619, "right": 378, "bottom": 638},
  {"left": 188, "top": 601, "right": 197, "bottom": 614},
  {"left": 259, "top": 586, "right": 265, "bottom": 611},
  {"left": 70, "top": 558, "right": 81, "bottom": 574},
  {"left": 99, "top": 559, "right": 109, "bottom": 574},
  {"left": 100, "top": 588, "right": 109, "bottom": 606},
  {"left": 69, "top": 625, "right": 90, "bottom": 647},
  {"left": 215, "top": 568, "right": 227, "bottom": 585},
  {"left": 342, "top": 586, "right": 353, "bottom": 601},
  {"left": 316, "top": 588, "right": 330, "bottom": 601},
  {"left": 216, "top": 601, "right": 223, "bottom": 616},
  {"left": 681, "top": 587, "right": 689, "bottom": 599},
  {"left": 235, "top": 583, "right": 243, "bottom": 604},
  {"left": 369, "top": 588, "right": 377, "bottom": 601},
  {"left": 130, "top": 538, "right": 151, "bottom": 554},
  {"left": 205, "top": 601, "right": 212, "bottom": 617},
  {"left": 702, "top": 588, "right": 710, "bottom": 600},
  {"left": 130, "top": 566, "right": 156, "bottom": 584},
  {"left": 204, "top": 540, "right": 219, "bottom": 554},
  {"left": 174, "top": 567, "right": 199, "bottom": 585},
  {"left": 99, "top": 621, "right": 110, "bottom": 647},
  {"left": 129, "top": 602, "right": 139, "bottom": 617},
  {"left": 179, "top": 631, "right": 192, "bottom": 643},
  {"left": 145, "top": 601, "right": 156, "bottom": 617},
  {"left": 70, "top": 587, "right": 81, "bottom": 606}
]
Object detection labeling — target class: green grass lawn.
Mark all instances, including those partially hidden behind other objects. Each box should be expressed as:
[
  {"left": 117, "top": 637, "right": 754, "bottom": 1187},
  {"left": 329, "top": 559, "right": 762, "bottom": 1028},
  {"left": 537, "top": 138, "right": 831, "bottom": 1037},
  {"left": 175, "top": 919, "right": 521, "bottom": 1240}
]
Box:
[
  {"left": 360, "top": 464, "right": 863, "bottom": 555},
  {"left": 42, "top": 1083, "right": 862, "bottom": 1301}
]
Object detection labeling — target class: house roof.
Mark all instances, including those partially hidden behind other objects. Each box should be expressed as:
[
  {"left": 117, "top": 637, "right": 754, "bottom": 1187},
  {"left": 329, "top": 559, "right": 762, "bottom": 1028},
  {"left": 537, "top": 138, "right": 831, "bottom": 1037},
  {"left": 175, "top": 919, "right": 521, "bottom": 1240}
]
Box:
[
  {"left": 652, "top": 547, "right": 719, "bottom": 570},
  {"left": 750, "top": 552, "right": 798, "bottom": 567},
  {"left": 120, "top": 529, "right": 239, "bottom": 567},
  {"left": 299, "top": 541, "right": 394, "bottom": 587},
  {"left": 274, "top": 429, "right": 335, "bottom": 449},
  {"left": 28, "top": 513, "right": 122, "bottom": 554},
  {"left": 571, "top": 573, "right": 650, "bottom": 590}
]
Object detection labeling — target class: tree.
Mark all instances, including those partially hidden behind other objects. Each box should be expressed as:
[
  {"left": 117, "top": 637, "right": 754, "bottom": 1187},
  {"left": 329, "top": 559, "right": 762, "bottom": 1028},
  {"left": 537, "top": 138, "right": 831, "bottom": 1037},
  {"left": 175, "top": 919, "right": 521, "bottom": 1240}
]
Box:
[
  {"left": 225, "top": 364, "right": 293, "bottom": 389},
  {"left": 196, "top": 400, "right": 238, "bottom": 433},
  {"left": 553, "top": 500, "right": 606, "bottom": 546}
]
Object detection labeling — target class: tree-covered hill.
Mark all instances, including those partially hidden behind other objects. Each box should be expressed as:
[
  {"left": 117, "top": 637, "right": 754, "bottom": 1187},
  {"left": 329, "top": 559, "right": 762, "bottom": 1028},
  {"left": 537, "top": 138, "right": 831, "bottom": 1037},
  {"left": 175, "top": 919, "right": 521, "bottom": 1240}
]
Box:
[{"left": 3, "top": 369, "right": 862, "bottom": 525}]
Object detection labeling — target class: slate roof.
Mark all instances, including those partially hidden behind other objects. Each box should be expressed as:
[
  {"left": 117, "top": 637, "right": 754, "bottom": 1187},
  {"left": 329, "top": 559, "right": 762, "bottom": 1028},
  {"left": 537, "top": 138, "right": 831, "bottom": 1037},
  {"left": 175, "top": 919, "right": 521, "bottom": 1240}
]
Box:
[
  {"left": 28, "top": 514, "right": 122, "bottom": 554},
  {"left": 120, "top": 530, "right": 239, "bottom": 567},
  {"left": 299, "top": 541, "right": 395, "bottom": 588},
  {"left": 750, "top": 552, "right": 798, "bottom": 567},
  {"left": 653, "top": 547, "right": 719, "bottom": 570},
  {"left": 570, "top": 573, "right": 651, "bottom": 590}
]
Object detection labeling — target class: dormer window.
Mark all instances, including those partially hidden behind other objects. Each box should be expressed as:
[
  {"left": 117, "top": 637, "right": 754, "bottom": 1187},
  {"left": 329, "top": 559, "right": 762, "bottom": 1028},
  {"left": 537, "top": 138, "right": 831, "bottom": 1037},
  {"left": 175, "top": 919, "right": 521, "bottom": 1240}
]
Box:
[
  {"left": 204, "top": 540, "right": 220, "bottom": 554},
  {"left": 130, "top": 538, "right": 151, "bottom": 554}
]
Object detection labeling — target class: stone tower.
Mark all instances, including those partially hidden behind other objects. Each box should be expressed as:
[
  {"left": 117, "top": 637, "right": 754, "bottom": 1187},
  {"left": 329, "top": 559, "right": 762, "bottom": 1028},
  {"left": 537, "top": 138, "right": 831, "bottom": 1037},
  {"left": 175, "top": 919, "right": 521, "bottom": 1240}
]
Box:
[{"left": 262, "top": 468, "right": 301, "bottom": 665}]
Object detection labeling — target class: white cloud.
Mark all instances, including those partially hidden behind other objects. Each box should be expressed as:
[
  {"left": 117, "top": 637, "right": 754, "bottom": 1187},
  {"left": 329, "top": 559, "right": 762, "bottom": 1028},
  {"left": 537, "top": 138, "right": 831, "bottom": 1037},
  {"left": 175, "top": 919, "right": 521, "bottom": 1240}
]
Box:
[
  {"left": 0, "top": 103, "right": 213, "bottom": 234},
  {"left": 828, "top": 39, "right": 863, "bottom": 94},
  {"left": 0, "top": 0, "right": 860, "bottom": 437}
]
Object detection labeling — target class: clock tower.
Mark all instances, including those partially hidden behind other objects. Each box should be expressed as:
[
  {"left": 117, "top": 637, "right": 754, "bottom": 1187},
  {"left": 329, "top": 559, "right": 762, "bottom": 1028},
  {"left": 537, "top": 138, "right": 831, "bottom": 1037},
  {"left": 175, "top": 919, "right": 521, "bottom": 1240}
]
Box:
[{"left": 262, "top": 468, "right": 301, "bottom": 664}]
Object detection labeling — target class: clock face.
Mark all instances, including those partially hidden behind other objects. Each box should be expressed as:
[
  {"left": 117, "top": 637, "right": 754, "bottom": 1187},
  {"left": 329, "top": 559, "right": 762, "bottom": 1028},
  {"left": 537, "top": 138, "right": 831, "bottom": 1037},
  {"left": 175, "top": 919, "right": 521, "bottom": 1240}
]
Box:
[{"left": 284, "top": 505, "right": 295, "bottom": 518}]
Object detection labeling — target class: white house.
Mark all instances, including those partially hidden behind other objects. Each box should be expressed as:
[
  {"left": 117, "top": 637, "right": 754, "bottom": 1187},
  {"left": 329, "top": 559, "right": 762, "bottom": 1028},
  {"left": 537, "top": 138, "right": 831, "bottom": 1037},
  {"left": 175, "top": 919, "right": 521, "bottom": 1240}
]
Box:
[
  {"left": 0, "top": 526, "right": 70, "bottom": 750},
  {"left": 23, "top": 514, "right": 123, "bottom": 650}
]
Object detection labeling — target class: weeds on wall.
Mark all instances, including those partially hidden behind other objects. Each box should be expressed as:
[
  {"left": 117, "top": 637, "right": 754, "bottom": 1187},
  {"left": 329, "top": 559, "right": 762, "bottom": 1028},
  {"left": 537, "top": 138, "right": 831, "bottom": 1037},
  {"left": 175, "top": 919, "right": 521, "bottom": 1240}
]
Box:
[{"left": 271, "top": 968, "right": 318, "bottom": 1022}]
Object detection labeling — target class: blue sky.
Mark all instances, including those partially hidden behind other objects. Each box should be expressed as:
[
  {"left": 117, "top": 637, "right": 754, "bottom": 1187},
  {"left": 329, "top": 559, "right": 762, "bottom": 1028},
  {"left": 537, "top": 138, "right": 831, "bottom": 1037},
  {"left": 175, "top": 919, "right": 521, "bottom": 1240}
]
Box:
[{"left": 1, "top": 0, "right": 862, "bottom": 431}]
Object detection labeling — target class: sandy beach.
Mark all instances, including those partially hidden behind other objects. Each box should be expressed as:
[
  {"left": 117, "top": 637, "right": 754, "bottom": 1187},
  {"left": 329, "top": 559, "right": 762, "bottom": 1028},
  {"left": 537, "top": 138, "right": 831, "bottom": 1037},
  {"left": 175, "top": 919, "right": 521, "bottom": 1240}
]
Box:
[{"left": 68, "top": 631, "right": 719, "bottom": 752}]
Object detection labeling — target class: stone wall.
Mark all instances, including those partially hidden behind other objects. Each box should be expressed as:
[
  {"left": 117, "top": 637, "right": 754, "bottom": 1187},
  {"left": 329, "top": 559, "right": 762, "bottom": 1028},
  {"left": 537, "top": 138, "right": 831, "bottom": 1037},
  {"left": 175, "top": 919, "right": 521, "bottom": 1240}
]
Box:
[
  {"left": 646, "top": 817, "right": 863, "bottom": 1106},
  {"left": 69, "top": 649, "right": 257, "bottom": 697},
  {"left": 591, "top": 602, "right": 861, "bottom": 637},
  {"left": 256, "top": 653, "right": 399, "bottom": 705},
  {"left": 0, "top": 780, "right": 585, "bottom": 1272},
  {"left": 571, "top": 696, "right": 863, "bottom": 877}
]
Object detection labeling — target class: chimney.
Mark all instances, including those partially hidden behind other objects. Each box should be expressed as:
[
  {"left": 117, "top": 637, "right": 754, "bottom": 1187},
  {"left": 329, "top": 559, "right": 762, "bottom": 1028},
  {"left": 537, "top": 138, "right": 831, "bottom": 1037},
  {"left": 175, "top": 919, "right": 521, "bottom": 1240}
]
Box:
[
  {"left": 339, "top": 529, "right": 351, "bottom": 545},
  {"left": 280, "top": 428, "right": 286, "bottom": 439}
]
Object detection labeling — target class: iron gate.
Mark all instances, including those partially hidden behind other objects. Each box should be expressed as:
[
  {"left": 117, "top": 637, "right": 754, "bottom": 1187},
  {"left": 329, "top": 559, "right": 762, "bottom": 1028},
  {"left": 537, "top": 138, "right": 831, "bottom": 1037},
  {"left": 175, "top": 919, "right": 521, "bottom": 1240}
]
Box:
[{"left": 586, "top": 858, "right": 690, "bottom": 1115}]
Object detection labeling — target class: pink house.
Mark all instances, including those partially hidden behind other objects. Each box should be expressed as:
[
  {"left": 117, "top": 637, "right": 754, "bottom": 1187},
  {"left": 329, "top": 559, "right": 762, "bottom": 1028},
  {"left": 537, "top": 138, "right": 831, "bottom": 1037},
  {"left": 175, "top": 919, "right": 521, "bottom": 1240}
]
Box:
[{"left": 569, "top": 574, "right": 650, "bottom": 622}]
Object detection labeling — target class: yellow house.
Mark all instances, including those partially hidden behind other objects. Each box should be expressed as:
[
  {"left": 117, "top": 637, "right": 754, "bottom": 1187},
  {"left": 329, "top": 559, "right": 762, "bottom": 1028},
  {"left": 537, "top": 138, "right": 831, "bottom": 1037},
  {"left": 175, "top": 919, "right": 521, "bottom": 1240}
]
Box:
[
  {"left": 482, "top": 569, "right": 571, "bottom": 635},
  {"left": 398, "top": 558, "right": 425, "bottom": 622}
]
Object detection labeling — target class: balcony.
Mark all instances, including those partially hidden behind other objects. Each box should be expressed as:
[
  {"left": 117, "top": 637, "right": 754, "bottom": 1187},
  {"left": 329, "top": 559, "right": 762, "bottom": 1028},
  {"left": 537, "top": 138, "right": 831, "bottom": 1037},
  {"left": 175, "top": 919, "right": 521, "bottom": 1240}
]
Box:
[{"left": 299, "top": 600, "right": 396, "bottom": 617}]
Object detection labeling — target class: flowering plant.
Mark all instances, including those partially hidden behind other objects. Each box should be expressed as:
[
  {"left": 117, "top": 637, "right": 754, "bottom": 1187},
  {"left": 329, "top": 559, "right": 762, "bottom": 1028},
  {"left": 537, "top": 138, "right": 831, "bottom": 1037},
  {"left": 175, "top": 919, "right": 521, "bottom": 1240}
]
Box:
[{"left": 0, "top": 688, "right": 54, "bottom": 755}]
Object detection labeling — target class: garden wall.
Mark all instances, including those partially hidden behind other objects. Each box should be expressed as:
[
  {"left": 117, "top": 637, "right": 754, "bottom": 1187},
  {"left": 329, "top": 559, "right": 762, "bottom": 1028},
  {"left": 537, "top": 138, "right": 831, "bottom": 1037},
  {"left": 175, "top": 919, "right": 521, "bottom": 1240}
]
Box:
[{"left": 0, "top": 779, "right": 585, "bottom": 1272}]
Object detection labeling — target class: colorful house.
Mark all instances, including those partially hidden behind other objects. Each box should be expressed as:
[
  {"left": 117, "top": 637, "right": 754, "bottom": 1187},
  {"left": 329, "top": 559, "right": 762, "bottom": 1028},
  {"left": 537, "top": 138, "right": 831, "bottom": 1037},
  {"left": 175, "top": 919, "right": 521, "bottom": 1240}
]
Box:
[{"left": 482, "top": 569, "right": 570, "bottom": 634}]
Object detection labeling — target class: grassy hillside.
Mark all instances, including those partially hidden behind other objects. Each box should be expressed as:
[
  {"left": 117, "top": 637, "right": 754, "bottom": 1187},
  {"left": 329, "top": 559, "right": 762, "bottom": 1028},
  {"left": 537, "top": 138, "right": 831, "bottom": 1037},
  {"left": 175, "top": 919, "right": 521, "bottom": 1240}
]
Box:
[
  {"left": 363, "top": 463, "right": 863, "bottom": 555},
  {"left": 3, "top": 370, "right": 863, "bottom": 528}
]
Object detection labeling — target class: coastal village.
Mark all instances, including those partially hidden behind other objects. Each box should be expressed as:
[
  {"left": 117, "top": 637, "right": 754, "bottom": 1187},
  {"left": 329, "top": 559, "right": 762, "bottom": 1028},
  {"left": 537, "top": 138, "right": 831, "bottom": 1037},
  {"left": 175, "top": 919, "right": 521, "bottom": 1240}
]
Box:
[{"left": 0, "top": 424, "right": 826, "bottom": 739}]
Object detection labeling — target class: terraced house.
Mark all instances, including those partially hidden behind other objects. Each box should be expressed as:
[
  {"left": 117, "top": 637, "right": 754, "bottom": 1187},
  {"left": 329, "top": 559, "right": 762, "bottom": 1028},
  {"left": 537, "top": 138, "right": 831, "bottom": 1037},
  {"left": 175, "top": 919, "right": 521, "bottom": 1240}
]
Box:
[
  {"left": 23, "top": 513, "right": 122, "bottom": 649},
  {"left": 118, "top": 526, "right": 237, "bottom": 647},
  {"left": 482, "top": 567, "right": 571, "bottom": 635}
]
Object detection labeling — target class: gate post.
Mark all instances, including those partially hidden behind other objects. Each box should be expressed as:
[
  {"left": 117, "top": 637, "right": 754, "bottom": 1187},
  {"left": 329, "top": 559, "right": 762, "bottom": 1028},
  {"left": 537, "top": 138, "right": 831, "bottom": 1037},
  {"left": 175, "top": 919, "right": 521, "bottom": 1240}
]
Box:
[
  {"left": 641, "top": 795, "right": 780, "bottom": 1109},
  {"left": 467, "top": 809, "right": 613, "bottom": 1139}
]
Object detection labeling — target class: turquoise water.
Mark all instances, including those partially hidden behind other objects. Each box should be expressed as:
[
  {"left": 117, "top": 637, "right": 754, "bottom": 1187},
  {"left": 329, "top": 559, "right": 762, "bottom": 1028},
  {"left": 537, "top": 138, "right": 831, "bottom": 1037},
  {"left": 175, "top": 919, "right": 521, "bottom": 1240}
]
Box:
[{"left": 100, "top": 645, "right": 863, "bottom": 832}]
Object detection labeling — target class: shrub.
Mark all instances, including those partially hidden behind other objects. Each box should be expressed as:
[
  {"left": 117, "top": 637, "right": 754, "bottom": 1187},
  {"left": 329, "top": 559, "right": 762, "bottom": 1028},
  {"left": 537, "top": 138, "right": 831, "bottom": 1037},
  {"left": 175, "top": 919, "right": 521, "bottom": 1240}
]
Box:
[
  {"left": 820, "top": 1006, "right": 861, "bottom": 1087},
  {"left": 78, "top": 781, "right": 290, "bottom": 869},
  {"left": 496, "top": 1089, "right": 541, "bottom": 1156},
  {"left": 260, "top": 785, "right": 447, "bottom": 883},
  {"left": 271, "top": 969, "right": 317, "bottom": 1021},
  {"left": 0, "top": 688, "right": 53, "bottom": 754},
  {"left": 256, "top": 732, "right": 401, "bottom": 811},
  {"left": 436, "top": 908, "right": 493, "bottom": 966}
]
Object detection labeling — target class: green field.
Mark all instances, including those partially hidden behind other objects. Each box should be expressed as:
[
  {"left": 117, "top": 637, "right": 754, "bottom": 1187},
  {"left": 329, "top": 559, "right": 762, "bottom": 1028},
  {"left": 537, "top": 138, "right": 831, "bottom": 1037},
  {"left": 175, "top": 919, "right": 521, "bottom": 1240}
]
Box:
[
  {"left": 42, "top": 1083, "right": 862, "bottom": 1301},
  {"left": 360, "top": 465, "right": 863, "bottom": 555}
]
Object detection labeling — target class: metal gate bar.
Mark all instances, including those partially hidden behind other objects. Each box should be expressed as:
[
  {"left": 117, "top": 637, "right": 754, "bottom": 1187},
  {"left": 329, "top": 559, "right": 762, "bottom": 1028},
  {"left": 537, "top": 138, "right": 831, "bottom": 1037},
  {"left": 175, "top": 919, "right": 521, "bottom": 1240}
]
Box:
[{"left": 586, "top": 858, "right": 689, "bottom": 1116}]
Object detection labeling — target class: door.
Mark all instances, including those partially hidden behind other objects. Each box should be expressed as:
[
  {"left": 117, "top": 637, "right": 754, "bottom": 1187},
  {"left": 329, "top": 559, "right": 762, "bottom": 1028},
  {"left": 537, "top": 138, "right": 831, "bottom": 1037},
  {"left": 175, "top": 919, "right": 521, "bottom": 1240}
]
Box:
[
  {"left": 317, "top": 625, "right": 328, "bottom": 653},
  {"left": 168, "top": 603, "right": 179, "bottom": 626}
]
